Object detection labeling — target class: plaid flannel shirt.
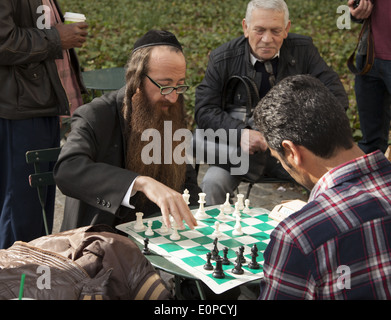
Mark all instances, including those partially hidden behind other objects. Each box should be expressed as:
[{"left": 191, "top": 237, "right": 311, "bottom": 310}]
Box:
[{"left": 259, "top": 150, "right": 391, "bottom": 300}]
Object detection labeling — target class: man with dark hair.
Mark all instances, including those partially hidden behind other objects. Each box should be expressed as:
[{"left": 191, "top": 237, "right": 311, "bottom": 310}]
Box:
[
  {"left": 54, "top": 30, "right": 199, "bottom": 231},
  {"left": 254, "top": 74, "right": 391, "bottom": 299}
]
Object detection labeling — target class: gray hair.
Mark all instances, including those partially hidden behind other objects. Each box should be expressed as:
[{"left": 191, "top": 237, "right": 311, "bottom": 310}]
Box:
[{"left": 245, "top": 0, "right": 290, "bottom": 27}]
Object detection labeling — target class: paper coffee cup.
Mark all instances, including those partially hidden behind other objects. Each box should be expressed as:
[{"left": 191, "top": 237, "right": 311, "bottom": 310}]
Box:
[{"left": 64, "top": 12, "right": 86, "bottom": 24}]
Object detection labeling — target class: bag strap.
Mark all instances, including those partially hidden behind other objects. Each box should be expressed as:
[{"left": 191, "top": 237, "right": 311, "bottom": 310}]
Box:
[
  {"left": 347, "top": 18, "right": 375, "bottom": 75},
  {"left": 222, "top": 75, "right": 260, "bottom": 125}
]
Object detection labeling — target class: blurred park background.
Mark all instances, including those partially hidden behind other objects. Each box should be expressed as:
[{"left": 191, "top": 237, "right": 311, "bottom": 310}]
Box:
[{"left": 59, "top": 0, "right": 363, "bottom": 140}]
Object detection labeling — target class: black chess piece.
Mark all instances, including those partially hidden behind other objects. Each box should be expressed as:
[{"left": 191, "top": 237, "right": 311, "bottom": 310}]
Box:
[
  {"left": 211, "top": 238, "right": 219, "bottom": 260},
  {"left": 204, "top": 252, "right": 214, "bottom": 271},
  {"left": 212, "top": 257, "right": 225, "bottom": 279},
  {"left": 232, "top": 251, "right": 244, "bottom": 275},
  {"left": 222, "top": 247, "right": 230, "bottom": 265},
  {"left": 248, "top": 244, "right": 260, "bottom": 269},
  {"left": 142, "top": 237, "right": 151, "bottom": 255},
  {"left": 235, "top": 245, "right": 246, "bottom": 264}
]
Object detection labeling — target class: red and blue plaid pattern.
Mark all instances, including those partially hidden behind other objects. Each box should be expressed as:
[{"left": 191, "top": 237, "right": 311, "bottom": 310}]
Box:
[{"left": 259, "top": 150, "right": 391, "bottom": 299}]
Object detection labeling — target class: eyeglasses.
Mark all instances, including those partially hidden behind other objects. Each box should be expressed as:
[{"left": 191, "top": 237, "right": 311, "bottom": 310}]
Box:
[{"left": 145, "top": 75, "right": 189, "bottom": 95}]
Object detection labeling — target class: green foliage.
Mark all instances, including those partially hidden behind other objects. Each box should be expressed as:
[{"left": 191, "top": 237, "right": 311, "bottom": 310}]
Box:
[{"left": 59, "top": 0, "right": 362, "bottom": 137}]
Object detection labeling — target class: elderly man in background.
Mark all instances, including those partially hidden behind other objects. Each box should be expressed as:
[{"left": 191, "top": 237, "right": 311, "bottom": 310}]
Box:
[{"left": 195, "top": 0, "right": 349, "bottom": 206}]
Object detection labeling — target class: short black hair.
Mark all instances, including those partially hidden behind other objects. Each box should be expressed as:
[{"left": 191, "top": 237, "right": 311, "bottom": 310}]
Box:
[{"left": 254, "top": 75, "right": 353, "bottom": 158}]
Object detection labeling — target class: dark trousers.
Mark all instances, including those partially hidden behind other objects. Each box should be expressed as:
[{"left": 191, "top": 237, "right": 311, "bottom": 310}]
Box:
[
  {"left": 355, "top": 55, "right": 391, "bottom": 154},
  {"left": 0, "top": 117, "right": 60, "bottom": 249}
]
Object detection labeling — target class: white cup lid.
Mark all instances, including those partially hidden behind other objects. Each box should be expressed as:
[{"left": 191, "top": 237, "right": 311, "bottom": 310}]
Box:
[{"left": 64, "top": 12, "right": 86, "bottom": 21}]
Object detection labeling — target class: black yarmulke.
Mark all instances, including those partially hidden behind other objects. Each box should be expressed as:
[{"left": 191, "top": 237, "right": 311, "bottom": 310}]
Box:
[{"left": 132, "top": 30, "right": 183, "bottom": 53}]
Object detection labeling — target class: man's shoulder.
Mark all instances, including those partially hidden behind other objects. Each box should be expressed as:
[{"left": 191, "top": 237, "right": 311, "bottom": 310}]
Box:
[
  {"left": 209, "top": 35, "right": 247, "bottom": 63},
  {"left": 75, "top": 87, "right": 124, "bottom": 117},
  {"left": 73, "top": 87, "right": 125, "bottom": 129},
  {"left": 284, "top": 33, "right": 314, "bottom": 46},
  {"left": 277, "top": 178, "right": 391, "bottom": 254},
  {"left": 272, "top": 199, "right": 339, "bottom": 256}
]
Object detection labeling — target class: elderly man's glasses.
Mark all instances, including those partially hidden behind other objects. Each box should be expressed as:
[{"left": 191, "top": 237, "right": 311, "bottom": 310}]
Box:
[{"left": 145, "top": 75, "right": 189, "bottom": 95}]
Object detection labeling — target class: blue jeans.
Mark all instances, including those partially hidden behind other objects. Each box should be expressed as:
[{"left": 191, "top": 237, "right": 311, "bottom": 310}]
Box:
[
  {"left": 0, "top": 117, "right": 59, "bottom": 249},
  {"left": 355, "top": 55, "right": 391, "bottom": 154}
]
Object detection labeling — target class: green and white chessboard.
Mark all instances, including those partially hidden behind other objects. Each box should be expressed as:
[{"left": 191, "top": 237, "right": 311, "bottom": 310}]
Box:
[{"left": 116, "top": 205, "right": 279, "bottom": 294}]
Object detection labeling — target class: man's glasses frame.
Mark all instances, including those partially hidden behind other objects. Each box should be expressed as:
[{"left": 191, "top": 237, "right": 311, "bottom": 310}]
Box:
[{"left": 145, "top": 74, "right": 189, "bottom": 95}]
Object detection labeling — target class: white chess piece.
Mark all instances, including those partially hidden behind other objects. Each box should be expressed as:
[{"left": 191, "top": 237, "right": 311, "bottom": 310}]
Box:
[
  {"left": 195, "top": 192, "right": 210, "bottom": 219},
  {"left": 216, "top": 204, "right": 227, "bottom": 221},
  {"left": 232, "top": 216, "right": 243, "bottom": 236},
  {"left": 223, "top": 193, "right": 232, "bottom": 213},
  {"left": 243, "top": 199, "right": 251, "bottom": 214},
  {"left": 159, "top": 218, "right": 169, "bottom": 234},
  {"left": 145, "top": 220, "right": 154, "bottom": 236},
  {"left": 134, "top": 212, "right": 146, "bottom": 231},
  {"left": 170, "top": 220, "right": 181, "bottom": 241},
  {"left": 212, "top": 221, "right": 223, "bottom": 238},
  {"left": 232, "top": 202, "right": 241, "bottom": 219},
  {"left": 182, "top": 189, "right": 190, "bottom": 205},
  {"left": 237, "top": 194, "right": 244, "bottom": 210}
]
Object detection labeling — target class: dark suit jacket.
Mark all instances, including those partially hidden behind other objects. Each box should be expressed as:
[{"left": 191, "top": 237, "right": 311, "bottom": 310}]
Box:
[{"left": 54, "top": 87, "right": 201, "bottom": 231}]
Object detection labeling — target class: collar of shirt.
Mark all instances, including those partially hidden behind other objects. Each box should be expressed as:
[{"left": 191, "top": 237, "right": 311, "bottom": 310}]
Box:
[
  {"left": 309, "top": 150, "right": 387, "bottom": 201},
  {"left": 250, "top": 52, "right": 280, "bottom": 66}
]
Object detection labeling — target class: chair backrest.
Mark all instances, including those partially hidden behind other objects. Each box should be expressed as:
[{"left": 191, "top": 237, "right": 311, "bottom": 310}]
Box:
[
  {"left": 82, "top": 67, "right": 126, "bottom": 98},
  {"left": 25, "top": 147, "right": 61, "bottom": 235}
]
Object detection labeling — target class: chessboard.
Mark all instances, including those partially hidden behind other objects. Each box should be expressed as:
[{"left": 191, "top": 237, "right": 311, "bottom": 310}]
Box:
[{"left": 116, "top": 197, "right": 279, "bottom": 295}]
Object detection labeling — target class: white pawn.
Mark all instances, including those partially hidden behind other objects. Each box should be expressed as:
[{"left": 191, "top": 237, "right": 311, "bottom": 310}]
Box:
[
  {"left": 134, "top": 212, "right": 146, "bottom": 231},
  {"left": 223, "top": 193, "right": 232, "bottom": 213},
  {"left": 212, "top": 221, "right": 223, "bottom": 238},
  {"left": 216, "top": 204, "right": 227, "bottom": 221},
  {"left": 232, "top": 216, "right": 243, "bottom": 236},
  {"left": 145, "top": 220, "right": 154, "bottom": 236},
  {"left": 237, "top": 194, "right": 245, "bottom": 210},
  {"left": 170, "top": 220, "right": 181, "bottom": 241},
  {"left": 243, "top": 199, "right": 251, "bottom": 214}
]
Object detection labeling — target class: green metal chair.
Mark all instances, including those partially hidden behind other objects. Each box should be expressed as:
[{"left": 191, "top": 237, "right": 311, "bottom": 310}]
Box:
[
  {"left": 25, "top": 147, "right": 62, "bottom": 235},
  {"left": 82, "top": 67, "right": 126, "bottom": 98},
  {"left": 59, "top": 67, "right": 126, "bottom": 140}
]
